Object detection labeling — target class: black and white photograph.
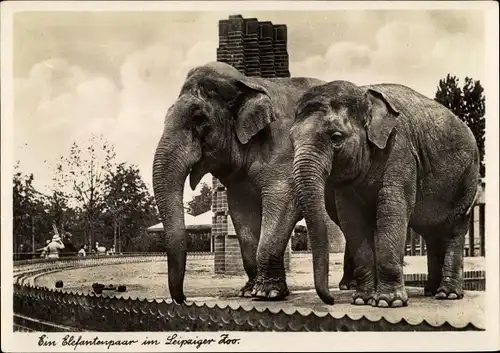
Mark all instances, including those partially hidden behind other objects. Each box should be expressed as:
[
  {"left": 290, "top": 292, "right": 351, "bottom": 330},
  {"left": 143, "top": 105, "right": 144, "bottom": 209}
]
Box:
[{"left": 1, "top": 1, "right": 499, "bottom": 351}]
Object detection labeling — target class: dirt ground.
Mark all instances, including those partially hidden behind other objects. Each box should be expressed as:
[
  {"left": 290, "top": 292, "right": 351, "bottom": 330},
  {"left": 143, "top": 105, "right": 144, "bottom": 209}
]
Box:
[
  {"left": 35, "top": 254, "right": 485, "bottom": 300},
  {"left": 33, "top": 254, "right": 485, "bottom": 329}
]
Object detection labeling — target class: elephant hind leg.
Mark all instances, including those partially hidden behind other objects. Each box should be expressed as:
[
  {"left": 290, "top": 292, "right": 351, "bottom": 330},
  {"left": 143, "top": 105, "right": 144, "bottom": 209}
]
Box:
[
  {"left": 433, "top": 167, "right": 478, "bottom": 299},
  {"left": 420, "top": 234, "right": 444, "bottom": 296},
  {"left": 434, "top": 219, "right": 468, "bottom": 300}
]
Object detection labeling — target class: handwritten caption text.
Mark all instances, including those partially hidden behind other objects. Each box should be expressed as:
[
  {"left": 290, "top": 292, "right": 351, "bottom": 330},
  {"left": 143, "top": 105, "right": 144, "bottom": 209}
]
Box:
[{"left": 38, "top": 333, "right": 241, "bottom": 350}]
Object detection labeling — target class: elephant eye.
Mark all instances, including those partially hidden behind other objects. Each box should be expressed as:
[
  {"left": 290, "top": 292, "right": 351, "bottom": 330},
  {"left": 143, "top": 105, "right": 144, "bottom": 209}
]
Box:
[
  {"left": 192, "top": 112, "right": 210, "bottom": 136},
  {"left": 331, "top": 131, "right": 345, "bottom": 146},
  {"left": 193, "top": 112, "right": 206, "bottom": 124}
]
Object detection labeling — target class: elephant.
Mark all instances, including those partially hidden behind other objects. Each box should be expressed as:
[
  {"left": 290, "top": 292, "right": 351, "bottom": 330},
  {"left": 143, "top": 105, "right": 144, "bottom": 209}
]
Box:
[
  {"left": 291, "top": 80, "right": 480, "bottom": 307},
  {"left": 153, "top": 61, "right": 356, "bottom": 303}
]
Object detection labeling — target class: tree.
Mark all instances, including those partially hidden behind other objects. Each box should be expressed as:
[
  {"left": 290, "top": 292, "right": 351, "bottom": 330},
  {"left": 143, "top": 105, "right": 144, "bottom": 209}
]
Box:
[
  {"left": 12, "top": 162, "right": 45, "bottom": 253},
  {"left": 103, "top": 162, "right": 159, "bottom": 252},
  {"left": 53, "top": 134, "right": 117, "bottom": 248},
  {"left": 462, "top": 77, "right": 486, "bottom": 177},
  {"left": 14, "top": 136, "right": 160, "bottom": 255},
  {"left": 186, "top": 183, "right": 212, "bottom": 216},
  {"left": 435, "top": 74, "right": 486, "bottom": 177},
  {"left": 435, "top": 74, "right": 463, "bottom": 115}
]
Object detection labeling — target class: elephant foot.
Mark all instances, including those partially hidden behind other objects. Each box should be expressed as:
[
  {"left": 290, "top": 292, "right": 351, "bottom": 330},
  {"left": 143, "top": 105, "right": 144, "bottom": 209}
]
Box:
[
  {"left": 352, "top": 290, "right": 375, "bottom": 306},
  {"left": 238, "top": 278, "right": 255, "bottom": 298},
  {"left": 339, "top": 278, "right": 357, "bottom": 290},
  {"left": 372, "top": 287, "right": 409, "bottom": 308},
  {"left": 435, "top": 282, "right": 464, "bottom": 300},
  {"left": 171, "top": 293, "right": 187, "bottom": 304},
  {"left": 251, "top": 276, "right": 289, "bottom": 301},
  {"left": 424, "top": 282, "right": 439, "bottom": 297}
]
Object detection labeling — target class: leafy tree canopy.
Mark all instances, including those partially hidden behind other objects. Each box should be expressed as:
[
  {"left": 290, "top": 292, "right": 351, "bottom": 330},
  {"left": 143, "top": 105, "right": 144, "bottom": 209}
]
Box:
[
  {"left": 186, "top": 183, "right": 212, "bottom": 216},
  {"left": 103, "top": 162, "right": 158, "bottom": 251},
  {"left": 13, "top": 136, "right": 159, "bottom": 254},
  {"left": 435, "top": 74, "right": 485, "bottom": 177}
]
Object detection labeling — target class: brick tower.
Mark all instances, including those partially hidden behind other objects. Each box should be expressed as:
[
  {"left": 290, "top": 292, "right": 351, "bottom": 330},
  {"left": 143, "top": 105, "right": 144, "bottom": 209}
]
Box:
[{"left": 213, "top": 15, "right": 291, "bottom": 275}]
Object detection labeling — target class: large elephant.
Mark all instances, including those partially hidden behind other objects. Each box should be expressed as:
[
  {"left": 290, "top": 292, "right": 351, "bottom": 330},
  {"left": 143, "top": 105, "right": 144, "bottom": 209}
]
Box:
[
  {"left": 291, "top": 80, "right": 480, "bottom": 307},
  {"left": 153, "top": 61, "right": 346, "bottom": 303}
]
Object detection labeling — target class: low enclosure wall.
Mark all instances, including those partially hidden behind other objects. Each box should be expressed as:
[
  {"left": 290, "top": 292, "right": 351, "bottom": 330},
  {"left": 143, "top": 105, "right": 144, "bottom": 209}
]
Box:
[{"left": 12, "top": 253, "right": 485, "bottom": 332}]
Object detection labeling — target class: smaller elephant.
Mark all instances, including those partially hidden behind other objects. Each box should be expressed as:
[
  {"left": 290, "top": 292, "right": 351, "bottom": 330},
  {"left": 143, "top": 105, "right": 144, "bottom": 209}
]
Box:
[{"left": 291, "top": 81, "right": 480, "bottom": 307}]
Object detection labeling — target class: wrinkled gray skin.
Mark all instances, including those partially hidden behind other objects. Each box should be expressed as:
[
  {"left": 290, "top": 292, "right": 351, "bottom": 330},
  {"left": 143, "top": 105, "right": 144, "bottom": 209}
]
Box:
[
  {"left": 153, "top": 62, "right": 352, "bottom": 303},
  {"left": 291, "top": 81, "right": 480, "bottom": 307}
]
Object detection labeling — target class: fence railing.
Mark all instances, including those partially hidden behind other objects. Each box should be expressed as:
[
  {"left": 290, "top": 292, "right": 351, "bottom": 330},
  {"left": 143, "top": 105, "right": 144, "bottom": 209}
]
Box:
[
  {"left": 13, "top": 252, "right": 215, "bottom": 277},
  {"left": 405, "top": 201, "right": 486, "bottom": 257}
]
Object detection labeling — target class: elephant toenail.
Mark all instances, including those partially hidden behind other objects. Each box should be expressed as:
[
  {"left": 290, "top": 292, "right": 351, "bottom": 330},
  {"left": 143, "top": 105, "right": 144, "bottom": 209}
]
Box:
[
  {"left": 392, "top": 299, "right": 403, "bottom": 307},
  {"left": 268, "top": 290, "right": 279, "bottom": 298},
  {"left": 353, "top": 298, "right": 365, "bottom": 305},
  {"left": 435, "top": 292, "right": 447, "bottom": 299},
  {"left": 368, "top": 299, "right": 376, "bottom": 306},
  {"left": 340, "top": 285, "right": 348, "bottom": 290},
  {"left": 377, "top": 300, "right": 389, "bottom": 307},
  {"left": 256, "top": 290, "right": 266, "bottom": 297},
  {"left": 448, "top": 293, "right": 458, "bottom": 299}
]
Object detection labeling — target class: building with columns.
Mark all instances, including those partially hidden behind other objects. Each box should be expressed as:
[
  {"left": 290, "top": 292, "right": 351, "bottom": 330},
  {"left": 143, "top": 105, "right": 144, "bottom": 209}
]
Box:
[{"left": 212, "top": 15, "right": 292, "bottom": 275}]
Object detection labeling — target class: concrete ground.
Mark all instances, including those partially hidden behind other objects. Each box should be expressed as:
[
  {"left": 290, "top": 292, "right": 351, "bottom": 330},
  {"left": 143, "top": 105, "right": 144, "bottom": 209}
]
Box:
[
  {"left": 194, "top": 288, "right": 485, "bottom": 329},
  {"left": 35, "top": 254, "right": 485, "bottom": 329}
]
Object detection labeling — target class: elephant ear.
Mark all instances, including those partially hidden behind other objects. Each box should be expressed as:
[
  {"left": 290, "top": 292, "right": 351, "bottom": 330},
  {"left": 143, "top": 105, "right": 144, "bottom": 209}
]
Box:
[
  {"left": 233, "top": 79, "right": 276, "bottom": 145},
  {"left": 365, "top": 88, "right": 400, "bottom": 149}
]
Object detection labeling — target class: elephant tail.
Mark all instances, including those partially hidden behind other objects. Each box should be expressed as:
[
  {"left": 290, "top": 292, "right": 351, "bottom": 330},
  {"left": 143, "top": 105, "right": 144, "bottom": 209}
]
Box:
[
  {"left": 465, "top": 183, "right": 480, "bottom": 217},
  {"left": 447, "top": 160, "right": 481, "bottom": 230}
]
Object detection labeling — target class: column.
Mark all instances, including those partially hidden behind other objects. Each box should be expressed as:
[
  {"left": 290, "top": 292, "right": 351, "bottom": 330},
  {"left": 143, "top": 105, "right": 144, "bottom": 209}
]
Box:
[
  {"left": 212, "top": 178, "right": 227, "bottom": 274},
  {"left": 244, "top": 18, "right": 261, "bottom": 77},
  {"left": 258, "top": 21, "right": 276, "bottom": 78},
  {"left": 214, "top": 15, "right": 292, "bottom": 275},
  {"left": 224, "top": 213, "right": 245, "bottom": 275},
  {"left": 273, "top": 24, "right": 291, "bottom": 77},
  {"left": 216, "top": 20, "right": 229, "bottom": 63},
  {"left": 226, "top": 15, "right": 246, "bottom": 73}
]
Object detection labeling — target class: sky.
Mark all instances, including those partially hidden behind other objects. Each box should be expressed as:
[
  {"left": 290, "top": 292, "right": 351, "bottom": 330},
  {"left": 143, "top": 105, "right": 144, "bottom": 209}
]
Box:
[{"left": 12, "top": 10, "right": 485, "bottom": 203}]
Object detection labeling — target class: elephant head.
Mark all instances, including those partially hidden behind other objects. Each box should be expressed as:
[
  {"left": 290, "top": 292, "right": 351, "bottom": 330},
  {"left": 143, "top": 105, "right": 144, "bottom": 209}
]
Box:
[
  {"left": 290, "top": 81, "right": 399, "bottom": 304},
  {"left": 152, "top": 62, "right": 276, "bottom": 302}
]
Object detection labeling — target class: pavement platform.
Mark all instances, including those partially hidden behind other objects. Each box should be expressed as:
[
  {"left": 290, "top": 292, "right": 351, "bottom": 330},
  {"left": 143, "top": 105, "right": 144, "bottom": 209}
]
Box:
[
  {"left": 32, "top": 258, "right": 486, "bottom": 330},
  {"left": 189, "top": 287, "right": 485, "bottom": 329}
]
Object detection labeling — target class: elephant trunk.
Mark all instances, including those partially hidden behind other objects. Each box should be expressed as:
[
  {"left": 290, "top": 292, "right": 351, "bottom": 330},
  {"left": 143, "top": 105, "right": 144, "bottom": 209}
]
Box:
[
  {"left": 293, "top": 145, "right": 335, "bottom": 305},
  {"left": 152, "top": 135, "right": 190, "bottom": 303}
]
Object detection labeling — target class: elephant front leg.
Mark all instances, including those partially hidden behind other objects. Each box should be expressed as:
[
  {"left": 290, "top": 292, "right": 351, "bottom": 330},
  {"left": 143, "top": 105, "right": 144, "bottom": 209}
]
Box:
[
  {"left": 372, "top": 188, "right": 412, "bottom": 308},
  {"left": 235, "top": 226, "right": 260, "bottom": 297},
  {"left": 227, "top": 186, "right": 262, "bottom": 297},
  {"left": 336, "top": 195, "right": 376, "bottom": 305},
  {"left": 423, "top": 236, "right": 444, "bottom": 296},
  {"left": 350, "top": 238, "right": 377, "bottom": 305},
  {"left": 339, "top": 247, "right": 357, "bottom": 290},
  {"left": 252, "top": 191, "right": 298, "bottom": 300}
]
